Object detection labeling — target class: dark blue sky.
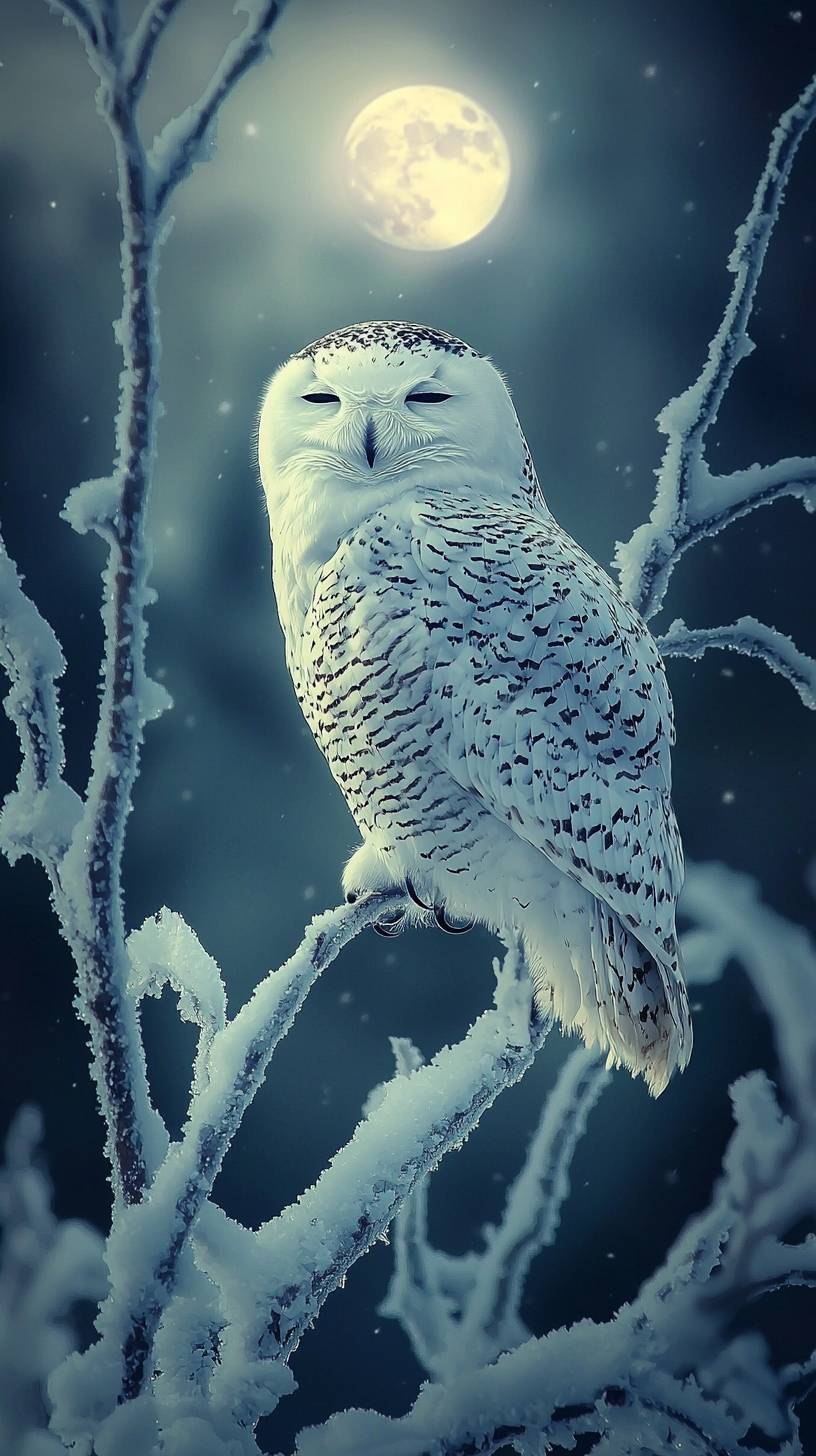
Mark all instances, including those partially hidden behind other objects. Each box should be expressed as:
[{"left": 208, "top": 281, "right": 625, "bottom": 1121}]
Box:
[{"left": 1, "top": 2, "right": 815, "bottom": 1449}]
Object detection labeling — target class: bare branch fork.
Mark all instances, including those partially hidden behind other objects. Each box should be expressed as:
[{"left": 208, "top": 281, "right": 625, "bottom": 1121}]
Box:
[{"left": 614, "top": 73, "right": 816, "bottom": 705}]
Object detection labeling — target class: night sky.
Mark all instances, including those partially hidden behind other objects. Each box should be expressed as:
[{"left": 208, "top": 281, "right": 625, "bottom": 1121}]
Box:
[{"left": 1, "top": 1, "right": 815, "bottom": 1450}]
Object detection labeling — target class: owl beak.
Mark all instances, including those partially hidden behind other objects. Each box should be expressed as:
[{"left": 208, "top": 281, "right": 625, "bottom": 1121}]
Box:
[{"left": 363, "top": 417, "right": 377, "bottom": 469}]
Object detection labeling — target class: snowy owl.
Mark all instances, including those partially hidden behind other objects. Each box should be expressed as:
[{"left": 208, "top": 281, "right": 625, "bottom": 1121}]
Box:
[{"left": 258, "top": 321, "right": 691, "bottom": 1095}]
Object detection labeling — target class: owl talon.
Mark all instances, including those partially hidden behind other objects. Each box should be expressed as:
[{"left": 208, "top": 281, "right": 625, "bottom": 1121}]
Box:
[
  {"left": 405, "top": 876, "right": 432, "bottom": 910},
  {"left": 373, "top": 915, "right": 404, "bottom": 938},
  {"left": 373, "top": 903, "right": 406, "bottom": 937},
  {"left": 434, "top": 905, "right": 474, "bottom": 935}
]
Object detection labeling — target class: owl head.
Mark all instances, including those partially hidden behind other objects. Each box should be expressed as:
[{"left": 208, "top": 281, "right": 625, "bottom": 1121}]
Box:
[{"left": 257, "top": 322, "right": 541, "bottom": 539}]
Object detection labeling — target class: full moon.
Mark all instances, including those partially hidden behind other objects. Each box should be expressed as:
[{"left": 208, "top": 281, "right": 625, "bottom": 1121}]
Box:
[{"left": 344, "top": 85, "right": 511, "bottom": 251}]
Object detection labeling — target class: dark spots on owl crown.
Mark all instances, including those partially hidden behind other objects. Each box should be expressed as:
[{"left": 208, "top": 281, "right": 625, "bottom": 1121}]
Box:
[{"left": 295, "top": 320, "right": 479, "bottom": 361}]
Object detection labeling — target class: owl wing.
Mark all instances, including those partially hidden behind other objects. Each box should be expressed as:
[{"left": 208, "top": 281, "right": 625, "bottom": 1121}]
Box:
[{"left": 409, "top": 493, "right": 683, "bottom": 969}]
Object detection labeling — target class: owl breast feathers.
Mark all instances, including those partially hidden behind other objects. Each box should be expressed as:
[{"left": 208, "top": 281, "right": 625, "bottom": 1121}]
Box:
[{"left": 259, "top": 321, "right": 692, "bottom": 1095}]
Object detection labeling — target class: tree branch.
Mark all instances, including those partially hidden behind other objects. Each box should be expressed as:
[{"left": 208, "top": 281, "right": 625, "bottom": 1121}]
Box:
[
  {"left": 46, "top": 0, "right": 102, "bottom": 55},
  {"left": 658, "top": 615, "right": 816, "bottom": 710},
  {"left": 150, "top": 0, "right": 285, "bottom": 213},
  {"left": 615, "top": 73, "right": 816, "bottom": 620},
  {"left": 127, "top": 907, "right": 228, "bottom": 1095},
  {"left": 74, "top": 891, "right": 406, "bottom": 1412},
  {"left": 684, "top": 455, "right": 816, "bottom": 536},
  {"left": 453, "top": 1047, "right": 609, "bottom": 1370},
  {"left": 123, "top": 0, "right": 184, "bottom": 100},
  {"left": 54, "top": 89, "right": 163, "bottom": 1208},
  {"left": 382, "top": 1045, "right": 609, "bottom": 1380},
  {"left": 205, "top": 946, "right": 548, "bottom": 1427},
  {"left": 377, "top": 1039, "right": 466, "bottom": 1376},
  {"left": 0, "top": 539, "right": 82, "bottom": 879}
]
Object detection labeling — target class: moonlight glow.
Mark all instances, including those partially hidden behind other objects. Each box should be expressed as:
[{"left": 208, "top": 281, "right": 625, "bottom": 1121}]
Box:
[{"left": 344, "top": 85, "right": 511, "bottom": 251}]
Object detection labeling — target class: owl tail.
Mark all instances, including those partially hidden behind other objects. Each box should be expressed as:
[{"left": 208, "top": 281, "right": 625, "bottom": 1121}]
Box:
[
  {"left": 525, "top": 888, "right": 692, "bottom": 1097},
  {"left": 585, "top": 903, "right": 692, "bottom": 1096}
]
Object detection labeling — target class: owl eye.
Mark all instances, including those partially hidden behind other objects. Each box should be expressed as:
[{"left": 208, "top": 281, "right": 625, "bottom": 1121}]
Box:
[
  {"left": 406, "top": 391, "right": 451, "bottom": 404},
  {"left": 302, "top": 391, "right": 340, "bottom": 403}
]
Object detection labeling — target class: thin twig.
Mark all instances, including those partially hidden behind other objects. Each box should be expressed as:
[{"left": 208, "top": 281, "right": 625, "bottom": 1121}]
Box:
[
  {"left": 106, "top": 891, "right": 406, "bottom": 1402},
  {"left": 46, "top": 0, "right": 101, "bottom": 54},
  {"left": 124, "top": 0, "right": 184, "bottom": 100},
  {"left": 658, "top": 615, "right": 816, "bottom": 710},
  {"left": 615, "top": 74, "right": 816, "bottom": 620},
  {"left": 150, "top": 0, "right": 284, "bottom": 213},
  {"left": 0, "top": 540, "right": 81, "bottom": 879},
  {"left": 383, "top": 1046, "right": 609, "bottom": 1380},
  {"left": 464, "top": 1048, "right": 609, "bottom": 1360},
  {"left": 59, "top": 83, "right": 161, "bottom": 1208}
]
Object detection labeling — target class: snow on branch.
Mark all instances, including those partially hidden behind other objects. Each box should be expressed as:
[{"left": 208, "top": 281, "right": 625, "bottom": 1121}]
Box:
[
  {"left": 659, "top": 615, "right": 816, "bottom": 710},
  {"left": 149, "top": 1, "right": 285, "bottom": 214},
  {"left": 47, "top": 0, "right": 106, "bottom": 60},
  {"left": 0, "top": 540, "right": 81, "bottom": 876},
  {"left": 381, "top": 1045, "right": 609, "bottom": 1381},
  {"left": 124, "top": 0, "right": 184, "bottom": 101},
  {"left": 50, "top": 890, "right": 406, "bottom": 1434},
  {"left": 199, "top": 944, "right": 548, "bottom": 1427},
  {"left": 16, "top": 0, "right": 288, "bottom": 1218},
  {"left": 128, "top": 908, "right": 228, "bottom": 1095},
  {"left": 293, "top": 863, "right": 816, "bottom": 1456},
  {"left": 615, "top": 73, "right": 816, "bottom": 625},
  {"left": 0, "top": 1107, "right": 107, "bottom": 1455}
]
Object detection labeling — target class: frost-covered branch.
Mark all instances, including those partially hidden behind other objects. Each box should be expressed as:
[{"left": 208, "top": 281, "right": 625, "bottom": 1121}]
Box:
[
  {"left": 124, "top": 0, "right": 184, "bottom": 100},
  {"left": 658, "top": 615, "right": 816, "bottom": 710},
  {"left": 294, "top": 864, "right": 816, "bottom": 1455},
  {"left": 0, "top": 1107, "right": 106, "bottom": 1455},
  {"left": 150, "top": 1, "right": 284, "bottom": 213},
  {"left": 0, "top": 541, "right": 81, "bottom": 879},
  {"left": 615, "top": 73, "right": 816, "bottom": 627},
  {"left": 128, "top": 908, "right": 228, "bottom": 1096},
  {"left": 381, "top": 1044, "right": 609, "bottom": 1380},
  {"left": 19, "top": 0, "right": 287, "bottom": 1214},
  {"left": 47, "top": 0, "right": 106, "bottom": 59},
  {"left": 36, "top": 1, "right": 167, "bottom": 1213},
  {"left": 0, "top": 529, "right": 148, "bottom": 1410},
  {"left": 50, "top": 890, "right": 405, "bottom": 1432},
  {"left": 198, "top": 944, "right": 548, "bottom": 1427}
]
